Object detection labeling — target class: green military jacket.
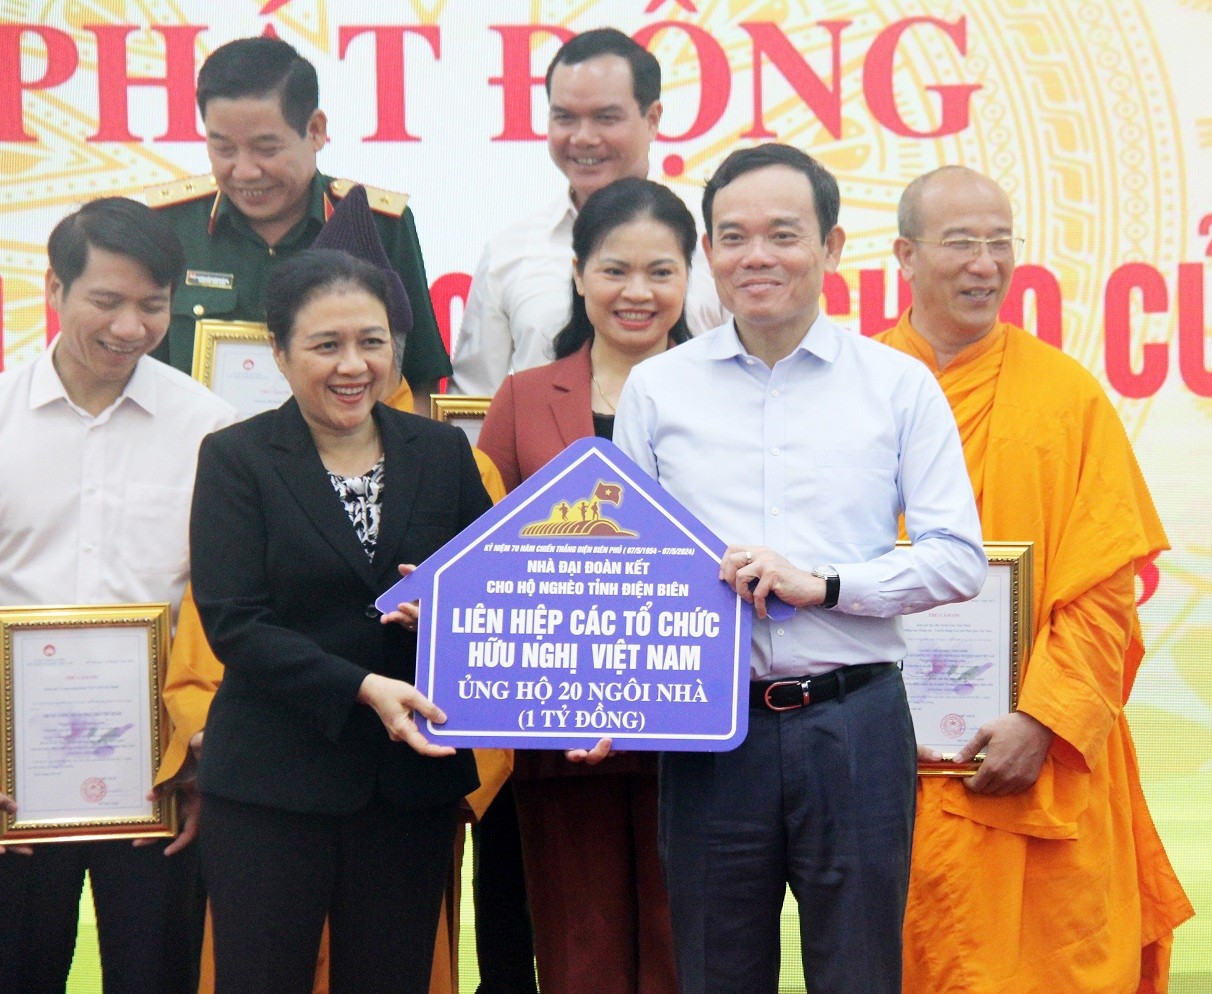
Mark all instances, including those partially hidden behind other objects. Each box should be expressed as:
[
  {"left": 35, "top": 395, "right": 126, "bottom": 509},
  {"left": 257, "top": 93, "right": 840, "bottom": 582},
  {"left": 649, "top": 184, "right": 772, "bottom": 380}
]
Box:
[{"left": 147, "top": 172, "right": 451, "bottom": 389}]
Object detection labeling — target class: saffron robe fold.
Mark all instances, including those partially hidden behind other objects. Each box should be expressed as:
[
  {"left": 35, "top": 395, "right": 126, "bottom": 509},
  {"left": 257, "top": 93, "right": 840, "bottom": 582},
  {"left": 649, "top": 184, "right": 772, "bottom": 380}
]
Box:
[
  {"left": 878, "top": 315, "right": 1193, "bottom": 994},
  {"left": 155, "top": 381, "right": 511, "bottom": 994}
]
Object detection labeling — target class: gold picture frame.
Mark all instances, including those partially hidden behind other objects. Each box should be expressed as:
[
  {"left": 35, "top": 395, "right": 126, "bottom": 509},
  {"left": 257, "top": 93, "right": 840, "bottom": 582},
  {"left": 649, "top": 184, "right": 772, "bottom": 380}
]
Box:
[
  {"left": 1, "top": 604, "right": 177, "bottom": 844},
  {"left": 192, "top": 319, "right": 291, "bottom": 419},
  {"left": 899, "top": 542, "right": 1034, "bottom": 777},
  {"left": 431, "top": 395, "right": 491, "bottom": 447}
]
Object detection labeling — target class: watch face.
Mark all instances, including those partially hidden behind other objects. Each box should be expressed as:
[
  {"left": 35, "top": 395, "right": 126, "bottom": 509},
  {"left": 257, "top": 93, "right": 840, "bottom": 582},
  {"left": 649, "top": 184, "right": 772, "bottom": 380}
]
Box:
[{"left": 814, "top": 566, "right": 840, "bottom": 608}]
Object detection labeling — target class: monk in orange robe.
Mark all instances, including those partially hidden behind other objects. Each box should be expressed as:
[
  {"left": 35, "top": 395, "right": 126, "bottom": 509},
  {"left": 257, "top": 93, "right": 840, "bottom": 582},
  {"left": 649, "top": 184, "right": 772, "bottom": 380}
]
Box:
[
  {"left": 877, "top": 166, "right": 1192, "bottom": 993},
  {"left": 154, "top": 373, "right": 513, "bottom": 994}
]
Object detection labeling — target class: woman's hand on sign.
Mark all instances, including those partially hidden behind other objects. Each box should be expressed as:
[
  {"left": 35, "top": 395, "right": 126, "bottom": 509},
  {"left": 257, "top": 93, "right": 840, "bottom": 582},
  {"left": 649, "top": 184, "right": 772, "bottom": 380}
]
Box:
[
  {"left": 359, "top": 673, "right": 455, "bottom": 758},
  {"left": 380, "top": 564, "right": 421, "bottom": 631},
  {"left": 565, "top": 737, "right": 614, "bottom": 765}
]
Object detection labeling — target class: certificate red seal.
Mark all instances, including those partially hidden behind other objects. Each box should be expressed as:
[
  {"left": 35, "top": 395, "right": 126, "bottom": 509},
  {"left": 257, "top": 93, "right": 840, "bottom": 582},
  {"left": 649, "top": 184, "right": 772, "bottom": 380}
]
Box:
[
  {"left": 80, "top": 777, "right": 107, "bottom": 804},
  {"left": 939, "top": 713, "right": 967, "bottom": 740}
]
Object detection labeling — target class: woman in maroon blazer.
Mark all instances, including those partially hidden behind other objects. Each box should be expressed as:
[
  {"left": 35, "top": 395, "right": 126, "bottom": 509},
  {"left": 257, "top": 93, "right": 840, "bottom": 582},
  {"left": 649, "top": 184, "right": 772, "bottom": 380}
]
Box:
[{"left": 478, "top": 178, "right": 699, "bottom": 994}]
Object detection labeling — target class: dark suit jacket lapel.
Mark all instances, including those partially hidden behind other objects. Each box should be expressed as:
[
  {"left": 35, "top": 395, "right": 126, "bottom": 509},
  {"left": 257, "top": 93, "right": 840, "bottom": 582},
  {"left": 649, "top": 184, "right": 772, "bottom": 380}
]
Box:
[
  {"left": 269, "top": 398, "right": 377, "bottom": 586},
  {"left": 371, "top": 404, "right": 422, "bottom": 579},
  {"left": 549, "top": 343, "right": 595, "bottom": 448}
]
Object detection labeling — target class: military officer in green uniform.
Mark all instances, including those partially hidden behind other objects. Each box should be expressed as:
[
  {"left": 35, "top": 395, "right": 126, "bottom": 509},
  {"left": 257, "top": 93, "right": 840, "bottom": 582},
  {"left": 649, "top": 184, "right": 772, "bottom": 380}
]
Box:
[{"left": 147, "top": 35, "right": 450, "bottom": 410}]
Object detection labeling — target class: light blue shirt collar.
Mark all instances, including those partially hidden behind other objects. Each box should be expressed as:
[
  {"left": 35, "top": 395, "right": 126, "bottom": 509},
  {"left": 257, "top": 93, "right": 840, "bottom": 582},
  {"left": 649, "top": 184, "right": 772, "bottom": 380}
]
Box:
[{"left": 702, "top": 313, "right": 843, "bottom": 367}]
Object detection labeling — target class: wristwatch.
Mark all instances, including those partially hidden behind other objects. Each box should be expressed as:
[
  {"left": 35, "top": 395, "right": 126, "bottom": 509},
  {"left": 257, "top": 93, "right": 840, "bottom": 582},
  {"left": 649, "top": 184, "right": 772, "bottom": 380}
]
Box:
[{"left": 812, "top": 566, "right": 840, "bottom": 609}]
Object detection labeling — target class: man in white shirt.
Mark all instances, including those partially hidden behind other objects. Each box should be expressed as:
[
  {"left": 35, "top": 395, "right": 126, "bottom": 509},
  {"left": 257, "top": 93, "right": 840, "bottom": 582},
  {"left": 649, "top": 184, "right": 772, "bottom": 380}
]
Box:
[
  {"left": 0, "top": 197, "right": 235, "bottom": 993},
  {"left": 450, "top": 27, "right": 725, "bottom": 396},
  {"left": 613, "top": 144, "right": 987, "bottom": 994}
]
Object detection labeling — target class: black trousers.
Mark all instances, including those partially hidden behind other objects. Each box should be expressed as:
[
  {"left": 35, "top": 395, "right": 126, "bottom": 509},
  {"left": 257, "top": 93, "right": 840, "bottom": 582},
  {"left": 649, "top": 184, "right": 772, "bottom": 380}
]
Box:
[
  {"left": 201, "top": 793, "right": 457, "bottom": 994},
  {"left": 0, "top": 837, "right": 196, "bottom": 994},
  {"left": 659, "top": 666, "right": 917, "bottom": 994}
]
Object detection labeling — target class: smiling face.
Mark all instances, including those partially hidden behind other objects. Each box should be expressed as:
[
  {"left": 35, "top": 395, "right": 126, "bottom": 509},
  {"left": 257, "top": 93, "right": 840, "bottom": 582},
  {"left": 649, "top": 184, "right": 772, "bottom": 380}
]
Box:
[
  {"left": 547, "top": 55, "right": 660, "bottom": 207},
  {"left": 204, "top": 94, "right": 326, "bottom": 246},
  {"left": 272, "top": 287, "right": 393, "bottom": 441},
  {"left": 48, "top": 246, "right": 171, "bottom": 412},
  {"left": 705, "top": 164, "right": 845, "bottom": 354},
  {"left": 573, "top": 216, "right": 689, "bottom": 359},
  {"left": 894, "top": 170, "right": 1015, "bottom": 358}
]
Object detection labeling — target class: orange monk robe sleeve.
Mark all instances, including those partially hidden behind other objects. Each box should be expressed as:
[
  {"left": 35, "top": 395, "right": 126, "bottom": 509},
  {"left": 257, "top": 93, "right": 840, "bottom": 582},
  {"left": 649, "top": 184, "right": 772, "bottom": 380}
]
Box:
[
  {"left": 1018, "top": 561, "right": 1134, "bottom": 773},
  {"left": 980, "top": 330, "right": 1167, "bottom": 771},
  {"left": 386, "top": 378, "right": 416, "bottom": 414},
  {"left": 155, "top": 583, "right": 221, "bottom": 786},
  {"left": 472, "top": 447, "right": 506, "bottom": 504},
  {"left": 466, "top": 748, "right": 514, "bottom": 822}
]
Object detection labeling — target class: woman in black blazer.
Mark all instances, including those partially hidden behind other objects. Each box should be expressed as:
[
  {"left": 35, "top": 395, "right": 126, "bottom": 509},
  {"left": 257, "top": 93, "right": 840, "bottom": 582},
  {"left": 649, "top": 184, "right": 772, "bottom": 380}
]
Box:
[{"left": 190, "top": 249, "right": 491, "bottom": 994}]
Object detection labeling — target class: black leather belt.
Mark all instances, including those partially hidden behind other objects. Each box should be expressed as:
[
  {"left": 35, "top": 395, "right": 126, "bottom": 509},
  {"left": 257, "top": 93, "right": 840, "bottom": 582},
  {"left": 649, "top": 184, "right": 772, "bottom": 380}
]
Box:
[{"left": 750, "top": 663, "right": 896, "bottom": 712}]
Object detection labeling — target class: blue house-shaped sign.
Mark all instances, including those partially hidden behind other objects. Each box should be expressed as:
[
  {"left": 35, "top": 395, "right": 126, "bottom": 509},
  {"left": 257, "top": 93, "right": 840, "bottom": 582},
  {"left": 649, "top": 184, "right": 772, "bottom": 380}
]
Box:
[{"left": 377, "top": 438, "right": 750, "bottom": 751}]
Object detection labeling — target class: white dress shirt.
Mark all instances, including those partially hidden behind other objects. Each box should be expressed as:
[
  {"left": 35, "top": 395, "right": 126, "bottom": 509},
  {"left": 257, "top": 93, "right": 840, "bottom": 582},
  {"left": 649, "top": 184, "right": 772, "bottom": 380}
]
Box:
[
  {"left": 0, "top": 342, "right": 236, "bottom": 620},
  {"left": 450, "top": 192, "right": 728, "bottom": 396},
  {"left": 614, "top": 317, "right": 986, "bottom": 679}
]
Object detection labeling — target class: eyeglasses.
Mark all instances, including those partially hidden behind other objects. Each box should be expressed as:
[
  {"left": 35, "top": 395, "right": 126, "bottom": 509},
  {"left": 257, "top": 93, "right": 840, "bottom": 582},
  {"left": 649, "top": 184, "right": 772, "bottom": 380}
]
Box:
[{"left": 910, "top": 236, "right": 1024, "bottom": 261}]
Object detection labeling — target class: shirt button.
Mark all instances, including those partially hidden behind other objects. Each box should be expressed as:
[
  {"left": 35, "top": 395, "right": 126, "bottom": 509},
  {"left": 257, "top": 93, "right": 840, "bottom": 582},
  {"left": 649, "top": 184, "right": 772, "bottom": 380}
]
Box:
[
  {"left": 192, "top": 304, "right": 205, "bottom": 317},
  {"left": 771, "top": 389, "right": 779, "bottom": 398},
  {"left": 771, "top": 507, "right": 779, "bottom": 516},
  {"left": 776, "top": 628, "right": 785, "bottom": 637},
  {"left": 770, "top": 447, "right": 780, "bottom": 456},
  {"left": 364, "top": 604, "right": 379, "bottom": 619},
  {"left": 851, "top": 601, "right": 861, "bottom": 611}
]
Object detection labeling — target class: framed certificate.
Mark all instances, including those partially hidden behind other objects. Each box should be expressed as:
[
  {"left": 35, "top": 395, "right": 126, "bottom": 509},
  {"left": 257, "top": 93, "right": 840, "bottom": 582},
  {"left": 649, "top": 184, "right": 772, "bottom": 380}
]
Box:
[
  {"left": 0, "top": 605, "right": 177, "bottom": 844},
  {"left": 432, "top": 394, "right": 491, "bottom": 447},
  {"left": 192, "top": 319, "right": 292, "bottom": 419},
  {"left": 900, "top": 542, "right": 1034, "bottom": 776}
]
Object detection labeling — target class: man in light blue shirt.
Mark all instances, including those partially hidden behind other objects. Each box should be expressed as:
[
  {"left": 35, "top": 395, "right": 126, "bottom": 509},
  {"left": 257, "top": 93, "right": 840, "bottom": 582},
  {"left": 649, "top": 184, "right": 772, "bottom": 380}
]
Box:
[{"left": 613, "top": 144, "right": 986, "bottom": 994}]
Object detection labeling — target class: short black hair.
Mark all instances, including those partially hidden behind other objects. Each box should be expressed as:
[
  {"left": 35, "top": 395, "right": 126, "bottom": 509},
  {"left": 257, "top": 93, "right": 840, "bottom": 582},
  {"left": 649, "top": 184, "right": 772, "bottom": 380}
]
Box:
[
  {"left": 47, "top": 197, "right": 184, "bottom": 294},
  {"left": 552, "top": 178, "right": 696, "bottom": 360},
  {"left": 197, "top": 37, "right": 319, "bottom": 136},
  {"left": 702, "top": 143, "right": 840, "bottom": 243},
  {"left": 265, "top": 249, "right": 392, "bottom": 351},
  {"left": 545, "top": 28, "right": 661, "bottom": 113}
]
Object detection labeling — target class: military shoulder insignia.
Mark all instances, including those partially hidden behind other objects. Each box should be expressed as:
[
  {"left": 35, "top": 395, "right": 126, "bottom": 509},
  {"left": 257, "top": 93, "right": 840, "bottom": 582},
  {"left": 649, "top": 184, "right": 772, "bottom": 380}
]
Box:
[
  {"left": 328, "top": 178, "right": 409, "bottom": 217},
  {"left": 144, "top": 174, "right": 218, "bottom": 208}
]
